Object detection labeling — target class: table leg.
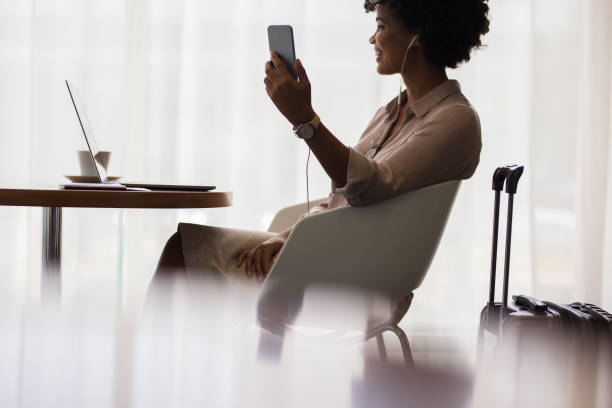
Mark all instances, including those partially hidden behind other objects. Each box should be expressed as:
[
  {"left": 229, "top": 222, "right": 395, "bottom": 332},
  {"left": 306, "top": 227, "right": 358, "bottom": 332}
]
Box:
[{"left": 42, "top": 207, "right": 62, "bottom": 300}]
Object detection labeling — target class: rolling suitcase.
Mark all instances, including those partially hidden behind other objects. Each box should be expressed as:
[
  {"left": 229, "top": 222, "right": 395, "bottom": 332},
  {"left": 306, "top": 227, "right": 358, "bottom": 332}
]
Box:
[{"left": 476, "top": 165, "right": 612, "bottom": 407}]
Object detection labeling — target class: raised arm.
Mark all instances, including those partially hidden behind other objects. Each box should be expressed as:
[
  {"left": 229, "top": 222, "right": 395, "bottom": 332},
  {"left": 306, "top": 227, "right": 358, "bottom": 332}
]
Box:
[
  {"left": 264, "top": 52, "right": 350, "bottom": 187},
  {"left": 238, "top": 54, "right": 351, "bottom": 281}
]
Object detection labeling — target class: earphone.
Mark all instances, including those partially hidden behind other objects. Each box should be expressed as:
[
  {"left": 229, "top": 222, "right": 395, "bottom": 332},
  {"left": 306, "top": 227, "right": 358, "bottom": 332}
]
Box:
[{"left": 393, "top": 34, "right": 419, "bottom": 122}]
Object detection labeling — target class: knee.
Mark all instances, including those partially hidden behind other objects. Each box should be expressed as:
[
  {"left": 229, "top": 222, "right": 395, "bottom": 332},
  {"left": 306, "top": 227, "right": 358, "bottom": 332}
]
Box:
[
  {"left": 157, "top": 231, "right": 185, "bottom": 271},
  {"left": 161, "top": 231, "right": 182, "bottom": 256},
  {"left": 166, "top": 231, "right": 181, "bottom": 249}
]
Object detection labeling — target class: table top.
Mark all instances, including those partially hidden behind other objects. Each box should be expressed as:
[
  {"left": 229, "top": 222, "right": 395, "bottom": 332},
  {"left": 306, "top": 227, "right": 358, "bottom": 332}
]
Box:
[{"left": 0, "top": 188, "right": 232, "bottom": 209}]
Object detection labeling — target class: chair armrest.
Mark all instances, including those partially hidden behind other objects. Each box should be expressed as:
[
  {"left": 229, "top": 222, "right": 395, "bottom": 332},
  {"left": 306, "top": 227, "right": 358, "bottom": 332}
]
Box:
[{"left": 267, "top": 197, "right": 327, "bottom": 233}]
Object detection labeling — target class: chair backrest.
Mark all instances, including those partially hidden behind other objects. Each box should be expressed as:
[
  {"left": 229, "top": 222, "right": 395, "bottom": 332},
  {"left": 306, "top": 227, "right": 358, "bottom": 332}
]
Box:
[{"left": 257, "top": 181, "right": 461, "bottom": 329}]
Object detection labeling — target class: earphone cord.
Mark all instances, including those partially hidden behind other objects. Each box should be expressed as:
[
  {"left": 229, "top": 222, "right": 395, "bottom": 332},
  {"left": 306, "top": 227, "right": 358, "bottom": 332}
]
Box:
[
  {"left": 394, "top": 35, "right": 418, "bottom": 123},
  {"left": 306, "top": 147, "right": 311, "bottom": 214}
]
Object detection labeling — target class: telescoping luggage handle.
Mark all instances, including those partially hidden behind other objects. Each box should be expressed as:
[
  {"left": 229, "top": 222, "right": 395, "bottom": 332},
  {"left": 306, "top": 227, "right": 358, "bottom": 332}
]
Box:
[{"left": 488, "top": 165, "right": 524, "bottom": 310}]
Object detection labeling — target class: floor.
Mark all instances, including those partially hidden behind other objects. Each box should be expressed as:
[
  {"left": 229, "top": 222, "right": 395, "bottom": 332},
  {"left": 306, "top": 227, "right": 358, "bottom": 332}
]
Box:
[{"left": 2, "top": 267, "right": 609, "bottom": 408}]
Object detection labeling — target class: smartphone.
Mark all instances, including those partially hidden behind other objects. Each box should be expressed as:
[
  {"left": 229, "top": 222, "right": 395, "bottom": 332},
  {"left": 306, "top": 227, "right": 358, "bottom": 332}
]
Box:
[{"left": 267, "top": 25, "right": 297, "bottom": 79}]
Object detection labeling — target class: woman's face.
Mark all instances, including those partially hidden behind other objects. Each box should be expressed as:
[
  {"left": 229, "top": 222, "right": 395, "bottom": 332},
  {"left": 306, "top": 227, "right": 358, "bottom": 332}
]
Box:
[{"left": 369, "top": 4, "right": 414, "bottom": 75}]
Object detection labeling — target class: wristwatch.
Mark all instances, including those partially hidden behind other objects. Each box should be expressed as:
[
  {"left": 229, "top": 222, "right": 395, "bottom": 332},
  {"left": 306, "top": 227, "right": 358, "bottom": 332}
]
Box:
[{"left": 293, "top": 114, "right": 321, "bottom": 140}]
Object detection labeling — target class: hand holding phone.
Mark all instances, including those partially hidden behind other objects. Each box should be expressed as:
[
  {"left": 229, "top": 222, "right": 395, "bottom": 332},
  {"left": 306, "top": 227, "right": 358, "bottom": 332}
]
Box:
[
  {"left": 267, "top": 25, "right": 297, "bottom": 79},
  {"left": 264, "top": 25, "right": 315, "bottom": 127}
]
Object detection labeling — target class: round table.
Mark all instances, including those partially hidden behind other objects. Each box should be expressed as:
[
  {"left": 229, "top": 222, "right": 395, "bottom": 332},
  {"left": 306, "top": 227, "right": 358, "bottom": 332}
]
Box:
[{"left": 0, "top": 187, "right": 232, "bottom": 299}]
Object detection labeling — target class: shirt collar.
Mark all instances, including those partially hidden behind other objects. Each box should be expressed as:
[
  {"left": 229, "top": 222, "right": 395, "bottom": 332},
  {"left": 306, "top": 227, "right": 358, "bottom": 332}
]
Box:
[{"left": 384, "top": 79, "right": 461, "bottom": 121}]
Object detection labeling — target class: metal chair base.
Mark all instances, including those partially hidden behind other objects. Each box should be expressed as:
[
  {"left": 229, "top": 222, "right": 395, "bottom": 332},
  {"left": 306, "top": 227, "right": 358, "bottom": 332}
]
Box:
[{"left": 367, "top": 324, "right": 414, "bottom": 367}]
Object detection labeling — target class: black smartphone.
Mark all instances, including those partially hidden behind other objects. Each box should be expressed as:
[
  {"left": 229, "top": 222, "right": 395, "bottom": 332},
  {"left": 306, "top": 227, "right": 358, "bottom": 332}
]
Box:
[{"left": 267, "top": 25, "right": 297, "bottom": 79}]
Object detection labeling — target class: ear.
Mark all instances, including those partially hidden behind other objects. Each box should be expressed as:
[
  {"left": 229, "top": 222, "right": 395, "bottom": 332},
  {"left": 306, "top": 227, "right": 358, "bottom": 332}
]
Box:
[{"left": 404, "top": 34, "right": 419, "bottom": 52}]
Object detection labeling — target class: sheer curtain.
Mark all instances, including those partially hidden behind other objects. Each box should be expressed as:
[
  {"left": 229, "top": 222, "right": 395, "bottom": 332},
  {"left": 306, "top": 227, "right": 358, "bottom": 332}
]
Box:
[
  {"left": 2, "top": 0, "right": 612, "bottom": 404},
  {"left": 575, "top": 0, "right": 612, "bottom": 308},
  {"left": 0, "top": 0, "right": 611, "bottom": 314}
]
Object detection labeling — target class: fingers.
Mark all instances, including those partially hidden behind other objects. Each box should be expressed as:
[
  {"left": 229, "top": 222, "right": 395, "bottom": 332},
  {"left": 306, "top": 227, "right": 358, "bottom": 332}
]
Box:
[
  {"left": 238, "top": 240, "right": 285, "bottom": 280},
  {"left": 264, "top": 59, "right": 280, "bottom": 97},
  {"left": 264, "top": 76, "right": 273, "bottom": 91},
  {"left": 270, "top": 243, "right": 282, "bottom": 266},
  {"left": 270, "top": 52, "right": 289, "bottom": 76},
  {"left": 254, "top": 246, "right": 264, "bottom": 281},
  {"left": 244, "top": 248, "right": 256, "bottom": 278},
  {"left": 240, "top": 245, "right": 267, "bottom": 280},
  {"left": 242, "top": 244, "right": 264, "bottom": 281},
  {"left": 263, "top": 245, "right": 273, "bottom": 274},
  {"left": 264, "top": 61, "right": 278, "bottom": 78},
  {"left": 236, "top": 250, "right": 245, "bottom": 267},
  {"left": 263, "top": 243, "right": 283, "bottom": 276},
  {"left": 295, "top": 58, "right": 310, "bottom": 85}
]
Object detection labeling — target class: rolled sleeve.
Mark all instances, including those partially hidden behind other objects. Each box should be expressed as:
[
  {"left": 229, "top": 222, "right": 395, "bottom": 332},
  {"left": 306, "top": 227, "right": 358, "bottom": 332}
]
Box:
[{"left": 332, "top": 147, "right": 391, "bottom": 206}]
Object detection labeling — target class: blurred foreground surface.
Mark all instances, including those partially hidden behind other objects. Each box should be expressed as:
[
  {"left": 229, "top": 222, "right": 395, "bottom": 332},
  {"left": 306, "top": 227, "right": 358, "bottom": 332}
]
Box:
[{"left": 0, "top": 272, "right": 609, "bottom": 408}]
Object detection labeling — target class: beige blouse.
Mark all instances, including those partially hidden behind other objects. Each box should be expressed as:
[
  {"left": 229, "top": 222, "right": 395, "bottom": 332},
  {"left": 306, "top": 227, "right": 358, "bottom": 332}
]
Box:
[{"left": 311, "top": 79, "right": 481, "bottom": 213}]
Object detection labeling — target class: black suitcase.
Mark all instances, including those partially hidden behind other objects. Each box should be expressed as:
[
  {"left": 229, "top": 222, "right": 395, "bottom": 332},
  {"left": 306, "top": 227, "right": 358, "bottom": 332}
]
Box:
[{"left": 476, "top": 165, "right": 612, "bottom": 407}]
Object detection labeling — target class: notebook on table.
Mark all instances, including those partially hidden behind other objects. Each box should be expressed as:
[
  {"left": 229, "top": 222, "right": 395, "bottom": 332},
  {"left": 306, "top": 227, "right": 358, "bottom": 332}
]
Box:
[{"left": 62, "top": 80, "right": 216, "bottom": 192}]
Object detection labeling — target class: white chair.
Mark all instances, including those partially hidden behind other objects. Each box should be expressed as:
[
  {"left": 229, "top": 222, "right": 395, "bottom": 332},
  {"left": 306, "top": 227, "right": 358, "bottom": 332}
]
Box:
[{"left": 257, "top": 181, "right": 461, "bottom": 365}]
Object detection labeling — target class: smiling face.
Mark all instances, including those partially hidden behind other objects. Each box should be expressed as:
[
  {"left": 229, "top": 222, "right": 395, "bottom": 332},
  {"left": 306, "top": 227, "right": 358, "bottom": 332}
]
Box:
[{"left": 369, "top": 4, "right": 414, "bottom": 75}]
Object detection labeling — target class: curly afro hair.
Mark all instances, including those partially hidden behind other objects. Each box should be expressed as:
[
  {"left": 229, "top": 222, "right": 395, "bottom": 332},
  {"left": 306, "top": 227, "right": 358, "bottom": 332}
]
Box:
[{"left": 364, "top": 0, "right": 490, "bottom": 69}]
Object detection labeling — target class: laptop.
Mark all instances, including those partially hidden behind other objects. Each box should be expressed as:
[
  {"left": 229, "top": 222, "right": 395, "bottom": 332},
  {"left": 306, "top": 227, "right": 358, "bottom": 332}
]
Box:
[{"left": 62, "top": 80, "right": 215, "bottom": 192}]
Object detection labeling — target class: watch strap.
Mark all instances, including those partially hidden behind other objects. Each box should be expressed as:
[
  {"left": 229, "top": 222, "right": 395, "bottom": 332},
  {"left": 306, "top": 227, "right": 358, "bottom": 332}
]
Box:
[{"left": 293, "top": 114, "right": 320, "bottom": 133}]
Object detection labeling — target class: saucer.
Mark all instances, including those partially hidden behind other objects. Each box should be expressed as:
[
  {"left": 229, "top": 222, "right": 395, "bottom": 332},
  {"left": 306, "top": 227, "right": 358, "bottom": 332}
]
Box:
[{"left": 64, "top": 175, "right": 121, "bottom": 183}]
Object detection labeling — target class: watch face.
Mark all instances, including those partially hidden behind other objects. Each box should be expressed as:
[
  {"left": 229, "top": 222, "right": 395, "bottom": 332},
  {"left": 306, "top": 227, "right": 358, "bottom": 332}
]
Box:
[{"left": 297, "top": 124, "right": 315, "bottom": 139}]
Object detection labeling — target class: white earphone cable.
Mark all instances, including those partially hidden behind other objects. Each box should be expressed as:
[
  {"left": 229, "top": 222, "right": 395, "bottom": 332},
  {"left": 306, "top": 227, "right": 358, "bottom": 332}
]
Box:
[
  {"left": 306, "top": 147, "right": 311, "bottom": 214},
  {"left": 394, "top": 35, "right": 418, "bottom": 123}
]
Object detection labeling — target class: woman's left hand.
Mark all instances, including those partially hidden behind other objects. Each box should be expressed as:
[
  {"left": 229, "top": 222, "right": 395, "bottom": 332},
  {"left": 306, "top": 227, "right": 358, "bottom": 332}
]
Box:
[
  {"left": 264, "top": 52, "right": 316, "bottom": 127},
  {"left": 235, "top": 236, "right": 286, "bottom": 281}
]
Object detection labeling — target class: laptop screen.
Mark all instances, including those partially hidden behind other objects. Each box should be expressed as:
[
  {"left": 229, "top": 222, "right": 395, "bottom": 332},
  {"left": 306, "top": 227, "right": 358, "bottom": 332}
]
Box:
[{"left": 65, "top": 80, "right": 108, "bottom": 182}]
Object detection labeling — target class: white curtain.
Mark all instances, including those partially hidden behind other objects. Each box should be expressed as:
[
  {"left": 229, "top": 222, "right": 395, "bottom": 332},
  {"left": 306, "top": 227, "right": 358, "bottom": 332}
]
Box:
[
  {"left": 575, "top": 0, "right": 612, "bottom": 308},
  {"left": 0, "top": 0, "right": 611, "bottom": 322},
  {"left": 2, "top": 0, "right": 612, "bottom": 405}
]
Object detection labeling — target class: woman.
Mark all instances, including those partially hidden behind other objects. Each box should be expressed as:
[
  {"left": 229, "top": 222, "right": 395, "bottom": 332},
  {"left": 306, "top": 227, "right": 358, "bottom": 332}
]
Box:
[{"left": 155, "top": 0, "right": 490, "bottom": 285}]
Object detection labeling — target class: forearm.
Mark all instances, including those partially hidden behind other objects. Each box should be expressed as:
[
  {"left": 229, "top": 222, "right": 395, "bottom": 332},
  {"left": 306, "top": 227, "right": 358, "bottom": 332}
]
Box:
[{"left": 305, "top": 122, "right": 350, "bottom": 188}]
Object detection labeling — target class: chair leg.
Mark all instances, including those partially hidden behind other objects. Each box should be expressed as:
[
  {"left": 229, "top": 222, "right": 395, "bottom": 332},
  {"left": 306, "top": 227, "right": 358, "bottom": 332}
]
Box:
[
  {"left": 369, "top": 324, "right": 414, "bottom": 368},
  {"left": 376, "top": 333, "right": 388, "bottom": 363},
  {"left": 387, "top": 325, "right": 414, "bottom": 368}
]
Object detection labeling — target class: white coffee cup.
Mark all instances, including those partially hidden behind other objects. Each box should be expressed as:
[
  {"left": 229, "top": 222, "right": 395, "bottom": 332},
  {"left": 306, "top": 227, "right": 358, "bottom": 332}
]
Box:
[
  {"left": 78, "top": 150, "right": 111, "bottom": 176},
  {"left": 94, "top": 151, "right": 111, "bottom": 171}
]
